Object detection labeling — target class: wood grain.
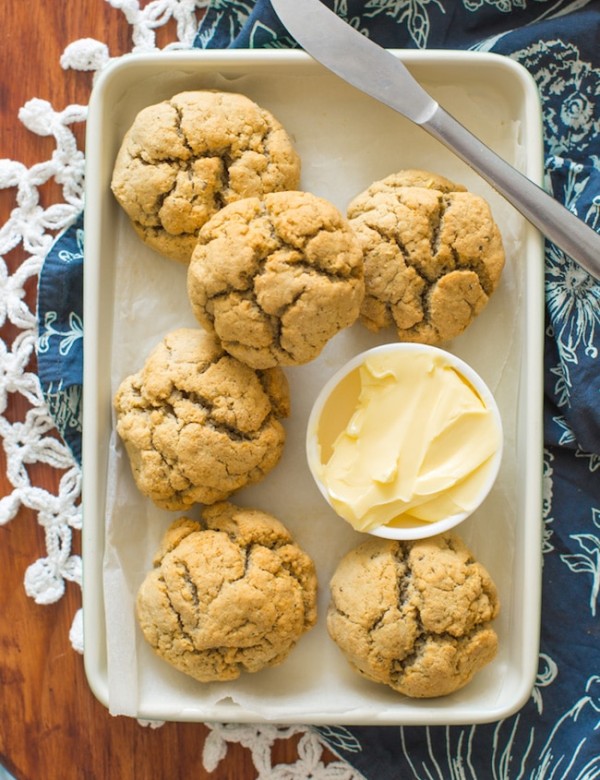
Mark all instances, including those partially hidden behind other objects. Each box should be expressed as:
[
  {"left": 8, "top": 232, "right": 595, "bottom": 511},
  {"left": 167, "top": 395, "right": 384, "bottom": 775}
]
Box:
[{"left": 0, "top": 3, "right": 333, "bottom": 777}]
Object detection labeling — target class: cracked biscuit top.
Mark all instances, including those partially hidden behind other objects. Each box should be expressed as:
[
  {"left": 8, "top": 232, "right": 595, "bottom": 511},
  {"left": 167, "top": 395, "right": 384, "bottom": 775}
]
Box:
[
  {"left": 347, "top": 169, "right": 505, "bottom": 345},
  {"left": 110, "top": 90, "right": 301, "bottom": 263},
  {"left": 114, "top": 328, "right": 290, "bottom": 510},
  {"left": 187, "top": 190, "right": 365, "bottom": 369},
  {"left": 327, "top": 532, "right": 500, "bottom": 698},
  {"left": 136, "top": 503, "right": 318, "bottom": 682}
]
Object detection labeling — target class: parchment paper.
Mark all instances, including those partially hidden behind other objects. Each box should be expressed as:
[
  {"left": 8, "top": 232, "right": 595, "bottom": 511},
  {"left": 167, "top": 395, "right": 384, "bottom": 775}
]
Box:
[{"left": 102, "top": 66, "right": 528, "bottom": 720}]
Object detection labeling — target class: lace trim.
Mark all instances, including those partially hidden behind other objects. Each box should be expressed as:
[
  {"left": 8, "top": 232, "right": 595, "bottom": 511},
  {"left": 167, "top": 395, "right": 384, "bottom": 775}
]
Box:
[{"left": 202, "top": 724, "right": 364, "bottom": 778}]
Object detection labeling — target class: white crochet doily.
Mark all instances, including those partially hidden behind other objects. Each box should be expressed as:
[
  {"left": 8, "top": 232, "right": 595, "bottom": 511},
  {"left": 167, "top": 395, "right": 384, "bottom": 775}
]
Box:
[{"left": 0, "top": 2, "right": 362, "bottom": 775}]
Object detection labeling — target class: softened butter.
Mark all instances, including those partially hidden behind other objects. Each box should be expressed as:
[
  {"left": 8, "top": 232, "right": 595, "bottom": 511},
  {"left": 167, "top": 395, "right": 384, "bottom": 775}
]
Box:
[{"left": 313, "top": 349, "right": 501, "bottom": 533}]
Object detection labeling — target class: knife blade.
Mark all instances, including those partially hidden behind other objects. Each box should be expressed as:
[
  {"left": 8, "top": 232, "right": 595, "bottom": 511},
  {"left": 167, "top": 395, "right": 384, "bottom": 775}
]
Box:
[{"left": 270, "top": 0, "right": 600, "bottom": 281}]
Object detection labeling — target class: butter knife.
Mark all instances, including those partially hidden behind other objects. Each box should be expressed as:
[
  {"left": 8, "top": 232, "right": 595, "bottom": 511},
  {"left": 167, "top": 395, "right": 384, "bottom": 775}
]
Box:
[{"left": 270, "top": 0, "right": 600, "bottom": 281}]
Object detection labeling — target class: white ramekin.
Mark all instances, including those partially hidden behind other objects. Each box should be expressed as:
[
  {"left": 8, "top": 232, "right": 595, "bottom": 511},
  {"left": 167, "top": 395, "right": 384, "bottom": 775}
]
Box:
[{"left": 306, "top": 343, "right": 504, "bottom": 540}]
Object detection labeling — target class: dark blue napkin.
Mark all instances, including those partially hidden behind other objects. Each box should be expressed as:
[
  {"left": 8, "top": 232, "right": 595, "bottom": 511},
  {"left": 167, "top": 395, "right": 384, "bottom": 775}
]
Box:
[
  {"left": 36, "top": 211, "right": 83, "bottom": 464},
  {"left": 36, "top": 1, "right": 600, "bottom": 775}
]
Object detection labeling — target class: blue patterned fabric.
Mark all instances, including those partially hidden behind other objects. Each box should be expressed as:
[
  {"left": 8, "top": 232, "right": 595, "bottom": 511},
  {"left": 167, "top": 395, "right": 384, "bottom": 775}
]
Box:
[
  {"left": 36, "top": 211, "right": 83, "bottom": 463},
  {"left": 36, "top": 1, "right": 600, "bottom": 776}
]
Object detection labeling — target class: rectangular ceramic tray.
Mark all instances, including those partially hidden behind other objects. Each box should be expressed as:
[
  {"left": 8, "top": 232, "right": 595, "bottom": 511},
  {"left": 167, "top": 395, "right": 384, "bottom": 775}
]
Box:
[{"left": 83, "top": 49, "right": 544, "bottom": 725}]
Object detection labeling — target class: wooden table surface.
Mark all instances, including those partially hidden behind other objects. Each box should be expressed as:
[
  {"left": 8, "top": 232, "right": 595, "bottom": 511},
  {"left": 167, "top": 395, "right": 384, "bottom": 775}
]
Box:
[{"left": 0, "top": 3, "right": 335, "bottom": 777}]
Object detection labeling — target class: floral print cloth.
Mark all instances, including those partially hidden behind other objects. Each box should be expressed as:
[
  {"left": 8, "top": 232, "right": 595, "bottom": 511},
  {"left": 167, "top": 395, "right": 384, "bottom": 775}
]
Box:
[
  {"left": 36, "top": 1, "right": 600, "bottom": 776},
  {"left": 37, "top": 212, "right": 84, "bottom": 463}
]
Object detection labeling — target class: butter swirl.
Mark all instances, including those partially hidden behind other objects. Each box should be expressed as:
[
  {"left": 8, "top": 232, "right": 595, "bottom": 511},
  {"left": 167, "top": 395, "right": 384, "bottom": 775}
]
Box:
[{"left": 314, "top": 350, "right": 501, "bottom": 532}]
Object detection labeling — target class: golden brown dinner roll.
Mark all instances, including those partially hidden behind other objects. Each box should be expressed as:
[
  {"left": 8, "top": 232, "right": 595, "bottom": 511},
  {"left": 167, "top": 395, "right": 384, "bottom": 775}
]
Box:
[
  {"left": 111, "top": 90, "right": 301, "bottom": 263},
  {"left": 114, "top": 328, "right": 290, "bottom": 510},
  {"left": 136, "top": 503, "right": 318, "bottom": 682},
  {"left": 187, "top": 190, "right": 364, "bottom": 369},
  {"left": 327, "top": 532, "right": 500, "bottom": 698},
  {"left": 347, "top": 169, "right": 505, "bottom": 344}
]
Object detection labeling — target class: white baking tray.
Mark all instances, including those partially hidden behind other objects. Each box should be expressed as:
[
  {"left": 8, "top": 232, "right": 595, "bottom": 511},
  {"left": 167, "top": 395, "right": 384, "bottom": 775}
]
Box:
[{"left": 83, "top": 50, "right": 544, "bottom": 725}]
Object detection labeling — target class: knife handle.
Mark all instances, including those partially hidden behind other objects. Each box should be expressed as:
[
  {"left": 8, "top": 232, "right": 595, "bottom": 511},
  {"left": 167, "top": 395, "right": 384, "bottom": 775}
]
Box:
[{"left": 423, "top": 105, "right": 600, "bottom": 281}]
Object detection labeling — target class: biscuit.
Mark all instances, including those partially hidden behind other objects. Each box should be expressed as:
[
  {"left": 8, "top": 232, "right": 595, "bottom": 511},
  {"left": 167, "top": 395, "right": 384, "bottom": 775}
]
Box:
[
  {"left": 347, "top": 169, "right": 505, "bottom": 344},
  {"left": 327, "top": 532, "right": 500, "bottom": 698},
  {"left": 114, "top": 328, "right": 290, "bottom": 510},
  {"left": 187, "top": 190, "right": 365, "bottom": 369},
  {"left": 111, "top": 90, "right": 301, "bottom": 263},
  {"left": 136, "top": 503, "right": 318, "bottom": 682}
]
